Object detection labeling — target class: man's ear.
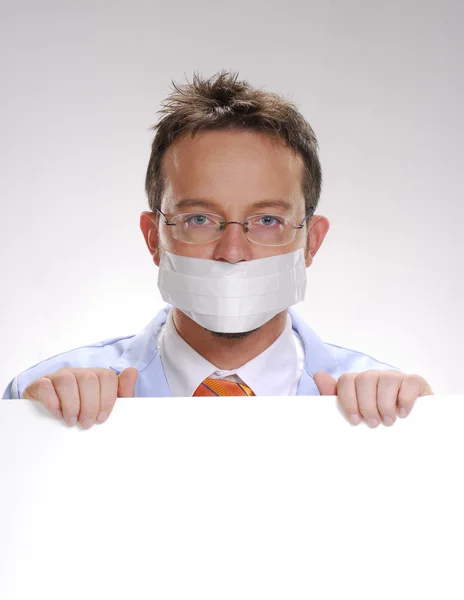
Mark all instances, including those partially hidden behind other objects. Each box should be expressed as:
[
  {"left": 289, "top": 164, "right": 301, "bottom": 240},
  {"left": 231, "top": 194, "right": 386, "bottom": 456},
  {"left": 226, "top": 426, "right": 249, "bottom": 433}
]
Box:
[
  {"left": 140, "top": 211, "right": 160, "bottom": 266},
  {"left": 305, "top": 215, "right": 330, "bottom": 267}
]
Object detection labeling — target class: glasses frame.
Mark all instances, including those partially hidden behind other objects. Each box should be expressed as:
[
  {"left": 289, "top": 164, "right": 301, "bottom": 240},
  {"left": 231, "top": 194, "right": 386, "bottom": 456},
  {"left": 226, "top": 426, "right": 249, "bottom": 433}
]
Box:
[{"left": 153, "top": 206, "right": 316, "bottom": 247}]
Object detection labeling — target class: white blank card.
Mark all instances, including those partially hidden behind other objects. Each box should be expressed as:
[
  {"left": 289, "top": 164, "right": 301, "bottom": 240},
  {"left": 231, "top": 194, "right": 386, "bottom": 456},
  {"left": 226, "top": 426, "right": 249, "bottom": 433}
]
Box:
[{"left": 0, "top": 395, "right": 462, "bottom": 600}]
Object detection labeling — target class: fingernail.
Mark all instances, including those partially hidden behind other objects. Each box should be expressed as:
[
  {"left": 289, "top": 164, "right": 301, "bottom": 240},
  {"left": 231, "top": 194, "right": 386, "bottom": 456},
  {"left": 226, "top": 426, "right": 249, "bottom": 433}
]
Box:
[
  {"left": 96, "top": 411, "right": 108, "bottom": 423},
  {"left": 349, "top": 414, "right": 361, "bottom": 425},
  {"left": 66, "top": 417, "right": 78, "bottom": 427},
  {"left": 399, "top": 408, "right": 408, "bottom": 418},
  {"left": 383, "top": 416, "right": 395, "bottom": 426},
  {"left": 367, "top": 418, "right": 379, "bottom": 427},
  {"left": 80, "top": 419, "right": 94, "bottom": 429},
  {"left": 54, "top": 409, "right": 63, "bottom": 419}
]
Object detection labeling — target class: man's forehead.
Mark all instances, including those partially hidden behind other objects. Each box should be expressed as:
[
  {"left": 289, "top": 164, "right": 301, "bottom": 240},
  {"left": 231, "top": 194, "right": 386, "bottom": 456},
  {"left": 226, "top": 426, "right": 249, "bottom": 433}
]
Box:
[
  {"left": 163, "top": 129, "right": 303, "bottom": 173},
  {"left": 161, "top": 130, "right": 305, "bottom": 207}
]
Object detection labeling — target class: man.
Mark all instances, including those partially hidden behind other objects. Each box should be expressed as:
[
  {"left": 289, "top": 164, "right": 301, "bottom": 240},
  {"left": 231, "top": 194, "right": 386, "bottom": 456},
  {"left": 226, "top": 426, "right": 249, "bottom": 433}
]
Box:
[{"left": 2, "top": 70, "right": 433, "bottom": 427}]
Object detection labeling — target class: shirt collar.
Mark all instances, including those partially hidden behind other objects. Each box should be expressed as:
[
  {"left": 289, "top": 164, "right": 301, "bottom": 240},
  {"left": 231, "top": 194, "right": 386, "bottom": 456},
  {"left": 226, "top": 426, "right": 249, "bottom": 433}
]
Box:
[
  {"left": 230, "top": 313, "right": 298, "bottom": 396},
  {"left": 109, "top": 304, "right": 338, "bottom": 386},
  {"left": 158, "top": 309, "right": 219, "bottom": 397},
  {"left": 159, "top": 309, "right": 299, "bottom": 397}
]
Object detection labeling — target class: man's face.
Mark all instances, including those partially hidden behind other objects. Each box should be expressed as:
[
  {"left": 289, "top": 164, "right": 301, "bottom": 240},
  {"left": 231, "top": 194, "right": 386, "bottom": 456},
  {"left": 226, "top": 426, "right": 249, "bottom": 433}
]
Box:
[
  {"left": 141, "top": 128, "right": 329, "bottom": 338},
  {"left": 154, "top": 129, "right": 311, "bottom": 263}
]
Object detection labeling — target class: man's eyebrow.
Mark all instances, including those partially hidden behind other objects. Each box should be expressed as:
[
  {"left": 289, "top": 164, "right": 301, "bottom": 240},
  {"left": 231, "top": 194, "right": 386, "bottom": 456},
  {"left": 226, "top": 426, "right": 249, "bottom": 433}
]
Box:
[
  {"left": 171, "top": 199, "right": 218, "bottom": 211},
  {"left": 171, "top": 199, "right": 294, "bottom": 212},
  {"left": 248, "top": 199, "right": 294, "bottom": 212}
]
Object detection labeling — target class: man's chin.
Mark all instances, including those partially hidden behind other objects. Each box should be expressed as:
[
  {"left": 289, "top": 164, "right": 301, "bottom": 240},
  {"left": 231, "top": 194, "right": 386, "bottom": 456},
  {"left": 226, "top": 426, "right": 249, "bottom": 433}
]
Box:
[{"left": 207, "top": 328, "right": 260, "bottom": 339}]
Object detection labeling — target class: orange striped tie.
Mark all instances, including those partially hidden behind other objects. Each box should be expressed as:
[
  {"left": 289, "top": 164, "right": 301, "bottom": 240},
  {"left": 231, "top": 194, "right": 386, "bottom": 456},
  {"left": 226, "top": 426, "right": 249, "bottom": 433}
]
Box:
[{"left": 193, "top": 377, "right": 255, "bottom": 396}]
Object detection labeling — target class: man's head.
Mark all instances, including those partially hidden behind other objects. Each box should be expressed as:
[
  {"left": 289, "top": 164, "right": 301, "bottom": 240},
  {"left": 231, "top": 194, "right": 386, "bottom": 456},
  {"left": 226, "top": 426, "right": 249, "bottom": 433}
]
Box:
[{"left": 140, "top": 70, "right": 329, "bottom": 338}]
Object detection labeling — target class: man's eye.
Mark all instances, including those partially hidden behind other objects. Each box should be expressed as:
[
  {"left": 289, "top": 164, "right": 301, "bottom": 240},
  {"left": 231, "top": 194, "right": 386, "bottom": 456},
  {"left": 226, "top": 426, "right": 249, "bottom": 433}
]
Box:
[
  {"left": 254, "top": 216, "right": 283, "bottom": 227},
  {"left": 185, "top": 214, "right": 211, "bottom": 226}
]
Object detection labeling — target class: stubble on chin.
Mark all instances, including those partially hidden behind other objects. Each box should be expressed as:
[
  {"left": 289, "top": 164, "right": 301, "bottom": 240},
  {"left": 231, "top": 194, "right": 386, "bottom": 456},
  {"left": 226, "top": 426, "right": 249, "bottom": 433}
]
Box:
[{"left": 208, "top": 328, "right": 259, "bottom": 340}]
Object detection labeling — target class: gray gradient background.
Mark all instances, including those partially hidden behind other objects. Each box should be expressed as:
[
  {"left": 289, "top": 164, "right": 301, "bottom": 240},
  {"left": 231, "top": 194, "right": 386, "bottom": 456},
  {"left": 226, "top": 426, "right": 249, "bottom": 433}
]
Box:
[{"left": 1, "top": 0, "right": 462, "bottom": 394}]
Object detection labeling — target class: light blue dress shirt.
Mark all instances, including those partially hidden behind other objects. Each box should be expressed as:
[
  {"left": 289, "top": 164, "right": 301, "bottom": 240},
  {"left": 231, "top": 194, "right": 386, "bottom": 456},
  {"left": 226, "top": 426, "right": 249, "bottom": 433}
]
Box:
[{"left": 2, "top": 304, "right": 400, "bottom": 399}]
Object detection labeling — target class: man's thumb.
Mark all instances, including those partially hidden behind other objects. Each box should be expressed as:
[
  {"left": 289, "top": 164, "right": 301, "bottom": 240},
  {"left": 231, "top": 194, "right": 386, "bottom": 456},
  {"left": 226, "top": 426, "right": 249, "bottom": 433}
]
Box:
[
  {"left": 117, "top": 367, "right": 139, "bottom": 397},
  {"left": 313, "top": 371, "right": 337, "bottom": 396}
]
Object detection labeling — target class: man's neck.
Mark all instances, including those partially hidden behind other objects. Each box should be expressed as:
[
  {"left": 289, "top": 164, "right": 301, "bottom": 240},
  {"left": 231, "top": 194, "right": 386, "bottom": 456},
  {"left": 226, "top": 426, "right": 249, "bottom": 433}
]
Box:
[{"left": 171, "top": 308, "right": 288, "bottom": 370}]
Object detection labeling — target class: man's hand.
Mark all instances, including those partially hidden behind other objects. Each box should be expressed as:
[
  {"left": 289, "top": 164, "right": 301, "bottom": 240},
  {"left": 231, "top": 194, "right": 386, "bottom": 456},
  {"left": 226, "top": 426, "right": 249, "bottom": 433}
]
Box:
[
  {"left": 21, "top": 367, "right": 138, "bottom": 428},
  {"left": 313, "top": 370, "right": 433, "bottom": 427}
]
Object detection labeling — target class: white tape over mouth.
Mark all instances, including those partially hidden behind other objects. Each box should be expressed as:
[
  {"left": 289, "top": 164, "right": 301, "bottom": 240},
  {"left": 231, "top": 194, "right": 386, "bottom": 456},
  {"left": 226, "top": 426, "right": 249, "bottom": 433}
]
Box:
[{"left": 157, "top": 249, "right": 307, "bottom": 332}]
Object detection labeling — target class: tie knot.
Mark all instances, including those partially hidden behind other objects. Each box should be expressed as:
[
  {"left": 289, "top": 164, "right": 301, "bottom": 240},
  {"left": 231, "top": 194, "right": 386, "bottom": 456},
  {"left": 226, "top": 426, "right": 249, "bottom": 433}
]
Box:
[{"left": 193, "top": 377, "right": 255, "bottom": 396}]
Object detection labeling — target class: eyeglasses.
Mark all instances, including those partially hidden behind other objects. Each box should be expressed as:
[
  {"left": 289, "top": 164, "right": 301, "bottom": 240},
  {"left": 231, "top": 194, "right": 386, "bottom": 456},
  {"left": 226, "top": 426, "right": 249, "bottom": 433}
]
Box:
[{"left": 153, "top": 207, "right": 315, "bottom": 247}]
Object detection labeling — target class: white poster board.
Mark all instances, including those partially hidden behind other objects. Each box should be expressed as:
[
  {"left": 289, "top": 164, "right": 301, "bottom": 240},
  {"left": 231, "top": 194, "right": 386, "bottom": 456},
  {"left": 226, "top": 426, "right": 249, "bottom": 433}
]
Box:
[{"left": 1, "top": 396, "right": 463, "bottom": 599}]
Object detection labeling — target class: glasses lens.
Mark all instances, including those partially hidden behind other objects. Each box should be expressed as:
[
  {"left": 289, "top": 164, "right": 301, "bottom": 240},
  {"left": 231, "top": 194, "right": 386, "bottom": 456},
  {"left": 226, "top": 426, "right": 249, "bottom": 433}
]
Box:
[
  {"left": 246, "top": 215, "right": 295, "bottom": 246},
  {"left": 168, "top": 213, "right": 297, "bottom": 246},
  {"left": 171, "top": 213, "right": 222, "bottom": 244}
]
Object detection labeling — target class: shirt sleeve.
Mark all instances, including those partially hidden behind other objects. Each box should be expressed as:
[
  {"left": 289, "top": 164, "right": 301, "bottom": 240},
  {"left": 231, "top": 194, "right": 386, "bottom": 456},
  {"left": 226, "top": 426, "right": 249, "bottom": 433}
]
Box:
[{"left": 1, "top": 377, "right": 19, "bottom": 400}]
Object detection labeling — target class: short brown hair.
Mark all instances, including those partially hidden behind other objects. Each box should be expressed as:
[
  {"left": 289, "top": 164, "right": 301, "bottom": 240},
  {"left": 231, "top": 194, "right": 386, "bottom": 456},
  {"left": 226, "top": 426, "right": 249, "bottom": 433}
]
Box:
[{"left": 145, "top": 70, "right": 322, "bottom": 219}]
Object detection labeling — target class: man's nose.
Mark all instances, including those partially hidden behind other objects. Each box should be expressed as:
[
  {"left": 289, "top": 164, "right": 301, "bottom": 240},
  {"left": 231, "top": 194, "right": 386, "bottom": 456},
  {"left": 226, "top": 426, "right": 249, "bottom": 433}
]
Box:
[{"left": 212, "top": 222, "right": 254, "bottom": 263}]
